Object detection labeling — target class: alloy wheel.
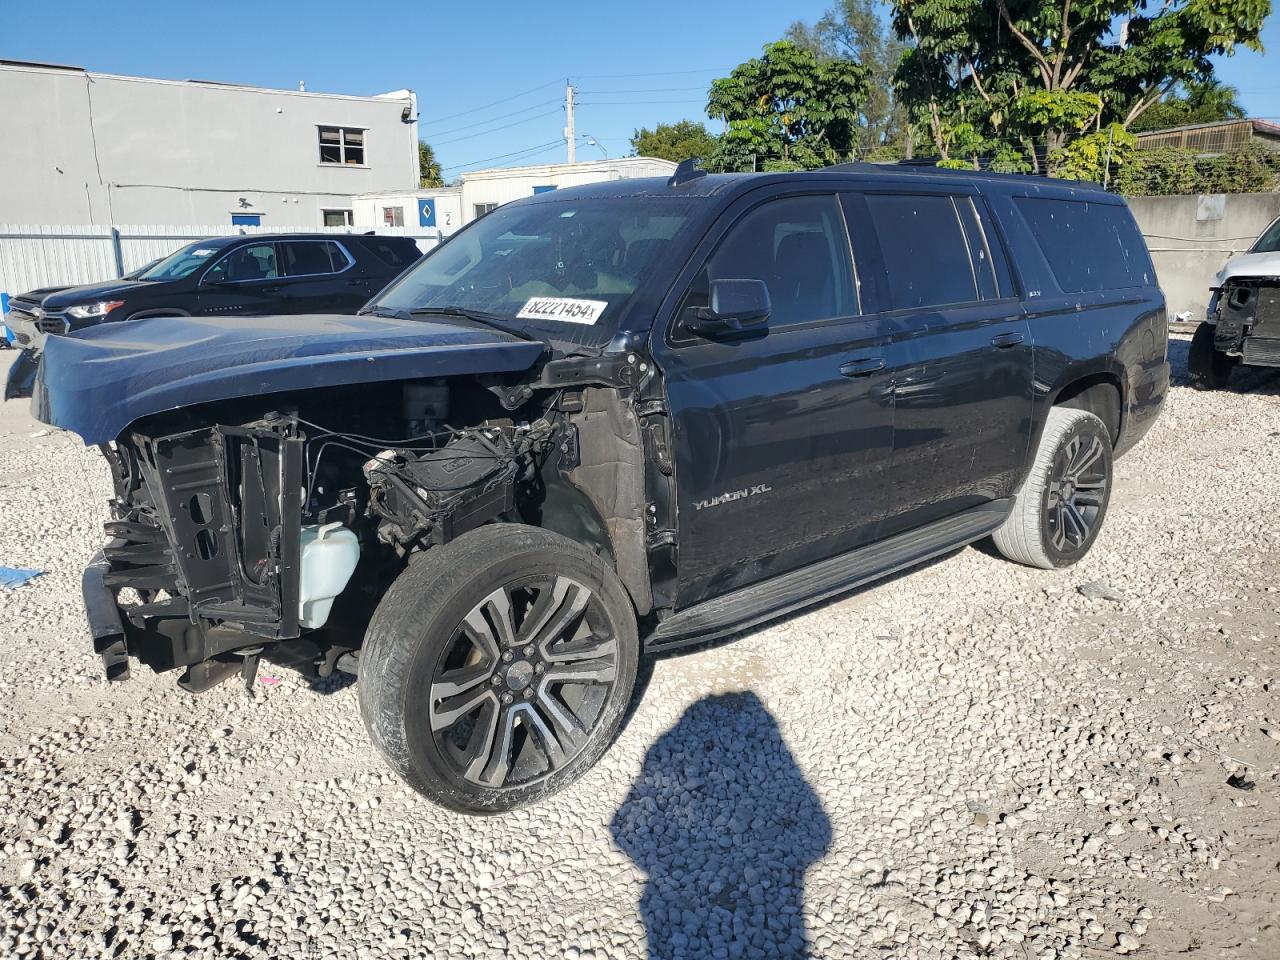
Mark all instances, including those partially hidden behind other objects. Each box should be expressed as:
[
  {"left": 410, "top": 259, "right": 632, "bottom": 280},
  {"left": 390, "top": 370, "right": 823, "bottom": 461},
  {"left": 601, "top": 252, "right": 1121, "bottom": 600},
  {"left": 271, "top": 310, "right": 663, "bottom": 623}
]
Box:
[
  {"left": 1044, "top": 432, "right": 1107, "bottom": 553},
  {"left": 427, "top": 576, "right": 618, "bottom": 789}
]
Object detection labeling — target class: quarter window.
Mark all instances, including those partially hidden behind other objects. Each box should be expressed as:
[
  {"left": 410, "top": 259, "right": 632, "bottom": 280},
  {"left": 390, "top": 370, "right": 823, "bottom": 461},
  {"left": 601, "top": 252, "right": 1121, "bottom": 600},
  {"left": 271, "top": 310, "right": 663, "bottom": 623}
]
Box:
[
  {"left": 318, "top": 126, "right": 365, "bottom": 165},
  {"left": 684, "top": 194, "right": 857, "bottom": 329},
  {"left": 864, "top": 194, "right": 979, "bottom": 310},
  {"left": 1014, "top": 197, "right": 1152, "bottom": 293},
  {"left": 279, "top": 241, "right": 351, "bottom": 277}
]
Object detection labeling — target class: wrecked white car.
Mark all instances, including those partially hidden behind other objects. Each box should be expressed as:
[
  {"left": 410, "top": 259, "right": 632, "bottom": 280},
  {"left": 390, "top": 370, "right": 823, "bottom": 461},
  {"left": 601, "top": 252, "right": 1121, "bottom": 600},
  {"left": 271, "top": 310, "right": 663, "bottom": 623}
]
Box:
[{"left": 1189, "top": 214, "right": 1280, "bottom": 388}]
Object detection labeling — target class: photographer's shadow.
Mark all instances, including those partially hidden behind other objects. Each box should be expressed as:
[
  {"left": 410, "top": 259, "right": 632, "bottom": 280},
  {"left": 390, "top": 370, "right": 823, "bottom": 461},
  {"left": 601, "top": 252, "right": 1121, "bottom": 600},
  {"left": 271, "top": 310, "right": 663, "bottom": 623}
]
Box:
[{"left": 611, "top": 692, "right": 832, "bottom": 959}]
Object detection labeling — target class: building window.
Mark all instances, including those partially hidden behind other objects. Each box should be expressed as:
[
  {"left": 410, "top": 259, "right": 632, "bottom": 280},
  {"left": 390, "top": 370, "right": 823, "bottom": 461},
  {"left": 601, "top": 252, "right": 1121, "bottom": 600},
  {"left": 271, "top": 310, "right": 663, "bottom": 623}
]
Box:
[
  {"left": 383, "top": 206, "right": 405, "bottom": 227},
  {"left": 231, "top": 213, "right": 262, "bottom": 227},
  {"left": 319, "top": 126, "right": 366, "bottom": 165},
  {"left": 474, "top": 202, "right": 499, "bottom": 218},
  {"left": 322, "top": 209, "right": 353, "bottom": 227}
]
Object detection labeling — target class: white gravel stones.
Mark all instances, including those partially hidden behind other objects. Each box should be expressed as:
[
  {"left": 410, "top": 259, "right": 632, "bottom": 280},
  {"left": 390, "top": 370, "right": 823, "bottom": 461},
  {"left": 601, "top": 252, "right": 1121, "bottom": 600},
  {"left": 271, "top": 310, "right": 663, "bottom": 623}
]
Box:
[{"left": 2, "top": 342, "right": 1279, "bottom": 958}]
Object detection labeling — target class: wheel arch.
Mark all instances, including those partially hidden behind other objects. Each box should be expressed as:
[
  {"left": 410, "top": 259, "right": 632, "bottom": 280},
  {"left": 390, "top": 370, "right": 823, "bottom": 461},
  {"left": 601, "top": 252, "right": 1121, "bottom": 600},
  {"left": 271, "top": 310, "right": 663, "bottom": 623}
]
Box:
[
  {"left": 125, "top": 307, "right": 192, "bottom": 321},
  {"left": 1051, "top": 372, "right": 1123, "bottom": 447}
]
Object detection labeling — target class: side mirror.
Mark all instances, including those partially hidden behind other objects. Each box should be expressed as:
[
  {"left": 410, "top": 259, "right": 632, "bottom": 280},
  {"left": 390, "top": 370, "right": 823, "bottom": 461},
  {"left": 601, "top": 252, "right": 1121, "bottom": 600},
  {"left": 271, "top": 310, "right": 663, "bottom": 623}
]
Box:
[{"left": 686, "top": 279, "right": 771, "bottom": 336}]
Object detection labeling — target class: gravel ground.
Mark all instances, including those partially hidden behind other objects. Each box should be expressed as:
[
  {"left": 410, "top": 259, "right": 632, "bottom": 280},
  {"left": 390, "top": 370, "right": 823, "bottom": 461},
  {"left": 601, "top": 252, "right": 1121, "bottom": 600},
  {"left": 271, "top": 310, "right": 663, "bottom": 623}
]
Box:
[{"left": 1, "top": 338, "right": 1278, "bottom": 960}]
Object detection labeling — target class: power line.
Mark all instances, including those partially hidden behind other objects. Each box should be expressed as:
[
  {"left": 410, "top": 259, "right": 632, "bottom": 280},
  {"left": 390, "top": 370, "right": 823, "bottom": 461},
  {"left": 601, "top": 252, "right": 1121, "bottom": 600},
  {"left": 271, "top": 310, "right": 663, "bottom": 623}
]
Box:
[
  {"left": 581, "top": 98, "right": 709, "bottom": 106},
  {"left": 428, "top": 78, "right": 561, "bottom": 125},
  {"left": 442, "top": 138, "right": 567, "bottom": 173},
  {"left": 433, "top": 108, "right": 563, "bottom": 147},
  {"left": 430, "top": 98, "right": 562, "bottom": 139},
  {"left": 575, "top": 67, "right": 731, "bottom": 79},
  {"left": 575, "top": 85, "right": 709, "bottom": 95}
]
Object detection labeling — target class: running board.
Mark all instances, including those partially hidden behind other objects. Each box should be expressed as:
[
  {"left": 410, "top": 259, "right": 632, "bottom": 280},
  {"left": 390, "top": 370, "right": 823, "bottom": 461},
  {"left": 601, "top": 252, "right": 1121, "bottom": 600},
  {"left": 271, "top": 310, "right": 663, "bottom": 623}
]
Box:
[{"left": 644, "top": 499, "right": 1011, "bottom": 649}]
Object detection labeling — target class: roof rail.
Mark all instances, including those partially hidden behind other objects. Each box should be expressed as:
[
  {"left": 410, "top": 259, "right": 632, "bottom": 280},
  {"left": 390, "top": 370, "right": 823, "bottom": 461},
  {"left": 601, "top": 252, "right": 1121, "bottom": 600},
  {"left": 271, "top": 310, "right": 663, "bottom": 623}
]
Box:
[{"left": 668, "top": 158, "right": 708, "bottom": 188}]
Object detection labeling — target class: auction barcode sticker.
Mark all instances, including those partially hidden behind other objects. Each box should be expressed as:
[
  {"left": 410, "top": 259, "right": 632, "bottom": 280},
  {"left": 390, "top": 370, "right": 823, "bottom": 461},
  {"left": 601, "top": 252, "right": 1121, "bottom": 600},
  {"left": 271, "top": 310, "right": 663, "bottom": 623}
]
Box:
[{"left": 517, "top": 297, "right": 608, "bottom": 325}]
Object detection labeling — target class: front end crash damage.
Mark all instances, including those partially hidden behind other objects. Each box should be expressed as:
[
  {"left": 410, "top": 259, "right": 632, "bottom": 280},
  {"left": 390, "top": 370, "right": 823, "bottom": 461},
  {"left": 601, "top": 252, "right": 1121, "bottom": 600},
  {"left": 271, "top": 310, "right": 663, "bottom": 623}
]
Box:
[
  {"left": 1211, "top": 277, "right": 1280, "bottom": 367},
  {"left": 85, "top": 366, "right": 660, "bottom": 693}
]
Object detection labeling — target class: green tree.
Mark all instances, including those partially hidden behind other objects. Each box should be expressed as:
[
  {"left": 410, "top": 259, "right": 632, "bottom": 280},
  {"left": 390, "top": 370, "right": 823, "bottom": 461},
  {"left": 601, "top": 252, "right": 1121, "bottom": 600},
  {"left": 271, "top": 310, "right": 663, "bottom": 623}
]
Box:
[
  {"left": 889, "top": 0, "right": 1269, "bottom": 167},
  {"left": 629, "top": 120, "right": 719, "bottom": 163},
  {"left": 419, "top": 141, "right": 444, "bottom": 188},
  {"left": 1130, "top": 79, "right": 1247, "bottom": 132},
  {"left": 787, "top": 0, "right": 910, "bottom": 153},
  {"left": 707, "top": 40, "right": 871, "bottom": 171}
]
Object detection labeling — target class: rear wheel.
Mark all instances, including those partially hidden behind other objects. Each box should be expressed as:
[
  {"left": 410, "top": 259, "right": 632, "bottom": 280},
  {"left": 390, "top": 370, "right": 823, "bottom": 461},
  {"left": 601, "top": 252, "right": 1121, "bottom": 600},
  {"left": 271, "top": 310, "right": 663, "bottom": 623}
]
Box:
[
  {"left": 1187, "top": 321, "right": 1237, "bottom": 389},
  {"left": 359, "top": 524, "right": 639, "bottom": 814},
  {"left": 992, "top": 407, "right": 1113, "bottom": 569}
]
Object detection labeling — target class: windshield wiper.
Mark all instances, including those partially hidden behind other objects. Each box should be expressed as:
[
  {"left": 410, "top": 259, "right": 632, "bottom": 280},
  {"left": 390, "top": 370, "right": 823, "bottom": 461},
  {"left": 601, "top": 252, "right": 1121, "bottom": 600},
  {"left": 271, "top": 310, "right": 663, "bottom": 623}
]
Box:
[
  {"left": 361, "top": 304, "right": 412, "bottom": 320},
  {"left": 408, "top": 307, "right": 534, "bottom": 341}
]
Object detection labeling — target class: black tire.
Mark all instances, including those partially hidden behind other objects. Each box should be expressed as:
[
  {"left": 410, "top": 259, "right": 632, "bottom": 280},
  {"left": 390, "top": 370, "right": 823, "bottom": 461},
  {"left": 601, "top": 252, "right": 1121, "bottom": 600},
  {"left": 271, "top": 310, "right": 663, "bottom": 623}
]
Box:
[
  {"left": 992, "top": 408, "right": 1113, "bottom": 569},
  {"left": 1187, "top": 321, "right": 1236, "bottom": 390},
  {"left": 359, "top": 524, "right": 639, "bottom": 814}
]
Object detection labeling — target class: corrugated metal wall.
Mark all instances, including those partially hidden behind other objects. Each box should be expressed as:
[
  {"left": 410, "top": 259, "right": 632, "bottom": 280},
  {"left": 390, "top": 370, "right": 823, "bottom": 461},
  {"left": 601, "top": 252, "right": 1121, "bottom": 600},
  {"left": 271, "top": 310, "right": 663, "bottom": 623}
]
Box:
[{"left": 0, "top": 224, "right": 441, "bottom": 297}]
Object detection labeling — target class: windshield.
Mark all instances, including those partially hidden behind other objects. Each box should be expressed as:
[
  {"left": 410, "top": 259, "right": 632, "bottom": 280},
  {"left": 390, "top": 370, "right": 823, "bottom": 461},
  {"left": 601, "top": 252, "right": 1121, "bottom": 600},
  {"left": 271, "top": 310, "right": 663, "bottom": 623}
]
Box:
[
  {"left": 371, "top": 196, "right": 697, "bottom": 343},
  {"left": 1252, "top": 216, "right": 1280, "bottom": 254},
  {"left": 137, "top": 241, "right": 229, "bottom": 281}
]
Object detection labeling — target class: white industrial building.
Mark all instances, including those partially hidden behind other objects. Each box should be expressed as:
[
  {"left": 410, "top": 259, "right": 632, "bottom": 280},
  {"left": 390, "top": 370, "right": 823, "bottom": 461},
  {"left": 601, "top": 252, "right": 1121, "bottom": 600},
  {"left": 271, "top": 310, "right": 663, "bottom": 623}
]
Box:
[
  {"left": 353, "top": 157, "right": 678, "bottom": 236},
  {"left": 1, "top": 59, "right": 420, "bottom": 226}
]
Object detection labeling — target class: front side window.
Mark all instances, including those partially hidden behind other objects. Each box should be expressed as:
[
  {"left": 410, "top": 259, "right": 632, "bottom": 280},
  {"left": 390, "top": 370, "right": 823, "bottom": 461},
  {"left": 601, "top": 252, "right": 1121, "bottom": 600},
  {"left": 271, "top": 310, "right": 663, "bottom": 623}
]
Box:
[
  {"left": 865, "top": 194, "right": 979, "bottom": 310},
  {"left": 205, "top": 243, "right": 279, "bottom": 283},
  {"left": 280, "top": 241, "right": 350, "bottom": 277},
  {"left": 319, "top": 126, "right": 365, "bottom": 165},
  {"left": 370, "top": 196, "right": 697, "bottom": 345},
  {"left": 682, "top": 194, "right": 857, "bottom": 329}
]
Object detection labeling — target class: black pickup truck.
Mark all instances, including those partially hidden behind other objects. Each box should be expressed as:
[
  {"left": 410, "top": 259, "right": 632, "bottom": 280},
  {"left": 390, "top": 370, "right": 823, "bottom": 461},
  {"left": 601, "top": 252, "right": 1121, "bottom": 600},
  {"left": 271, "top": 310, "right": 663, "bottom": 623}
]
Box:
[{"left": 36, "top": 163, "right": 1168, "bottom": 814}]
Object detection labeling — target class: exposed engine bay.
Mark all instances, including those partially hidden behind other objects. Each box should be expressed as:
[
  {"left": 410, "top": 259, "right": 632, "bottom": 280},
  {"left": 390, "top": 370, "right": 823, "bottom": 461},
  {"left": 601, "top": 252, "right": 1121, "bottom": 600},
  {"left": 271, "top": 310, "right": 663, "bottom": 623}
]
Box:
[
  {"left": 90, "top": 371, "right": 661, "bottom": 693},
  {"left": 1210, "top": 276, "right": 1280, "bottom": 366}
]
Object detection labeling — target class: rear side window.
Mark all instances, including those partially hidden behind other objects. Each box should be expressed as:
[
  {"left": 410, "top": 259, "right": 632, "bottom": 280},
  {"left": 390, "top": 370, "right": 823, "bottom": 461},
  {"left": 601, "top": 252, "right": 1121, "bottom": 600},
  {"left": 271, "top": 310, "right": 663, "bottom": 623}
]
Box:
[
  {"left": 865, "top": 194, "right": 979, "bottom": 310},
  {"left": 684, "top": 194, "right": 857, "bottom": 328},
  {"left": 280, "top": 240, "right": 351, "bottom": 277},
  {"left": 362, "top": 238, "right": 421, "bottom": 268},
  {"left": 1014, "top": 198, "right": 1152, "bottom": 293}
]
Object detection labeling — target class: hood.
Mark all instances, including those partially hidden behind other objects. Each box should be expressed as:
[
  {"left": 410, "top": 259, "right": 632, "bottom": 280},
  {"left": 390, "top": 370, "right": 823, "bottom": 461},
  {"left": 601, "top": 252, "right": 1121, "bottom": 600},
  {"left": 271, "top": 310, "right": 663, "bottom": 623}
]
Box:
[
  {"left": 26, "top": 278, "right": 154, "bottom": 308},
  {"left": 1215, "top": 250, "right": 1280, "bottom": 285},
  {"left": 35, "top": 313, "right": 546, "bottom": 445}
]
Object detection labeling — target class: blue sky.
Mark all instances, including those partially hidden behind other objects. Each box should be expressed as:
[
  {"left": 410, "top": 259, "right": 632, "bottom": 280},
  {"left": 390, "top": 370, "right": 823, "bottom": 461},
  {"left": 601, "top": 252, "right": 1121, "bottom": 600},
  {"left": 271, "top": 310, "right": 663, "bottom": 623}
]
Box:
[{"left": 7, "top": 0, "right": 1279, "bottom": 176}]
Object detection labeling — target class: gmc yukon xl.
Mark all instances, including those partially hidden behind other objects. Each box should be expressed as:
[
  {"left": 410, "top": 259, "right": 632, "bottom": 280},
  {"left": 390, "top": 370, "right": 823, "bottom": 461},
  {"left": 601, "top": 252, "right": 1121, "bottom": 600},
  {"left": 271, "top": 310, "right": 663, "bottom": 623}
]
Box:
[{"left": 35, "top": 163, "right": 1168, "bottom": 813}]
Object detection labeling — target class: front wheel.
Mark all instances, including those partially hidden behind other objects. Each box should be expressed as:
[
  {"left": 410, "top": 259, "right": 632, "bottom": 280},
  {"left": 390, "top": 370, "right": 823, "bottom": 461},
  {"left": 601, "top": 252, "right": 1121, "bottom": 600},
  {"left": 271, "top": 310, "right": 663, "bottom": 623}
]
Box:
[
  {"left": 1187, "top": 321, "right": 1236, "bottom": 390},
  {"left": 359, "top": 524, "right": 639, "bottom": 814},
  {"left": 992, "top": 407, "right": 1114, "bottom": 569}
]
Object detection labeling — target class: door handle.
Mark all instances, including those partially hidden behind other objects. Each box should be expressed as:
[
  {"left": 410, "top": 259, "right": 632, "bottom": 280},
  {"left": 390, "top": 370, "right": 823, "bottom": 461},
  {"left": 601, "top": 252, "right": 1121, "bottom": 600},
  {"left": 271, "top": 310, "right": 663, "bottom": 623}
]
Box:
[
  {"left": 839, "top": 357, "right": 886, "bottom": 377},
  {"left": 991, "top": 332, "right": 1025, "bottom": 349}
]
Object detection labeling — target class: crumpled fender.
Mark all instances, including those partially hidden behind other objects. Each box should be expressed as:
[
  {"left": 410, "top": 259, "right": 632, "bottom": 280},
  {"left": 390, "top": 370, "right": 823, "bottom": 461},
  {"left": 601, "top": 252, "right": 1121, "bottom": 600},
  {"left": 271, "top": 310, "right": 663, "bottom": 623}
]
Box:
[
  {"left": 4, "top": 348, "right": 39, "bottom": 401},
  {"left": 34, "top": 313, "right": 545, "bottom": 445}
]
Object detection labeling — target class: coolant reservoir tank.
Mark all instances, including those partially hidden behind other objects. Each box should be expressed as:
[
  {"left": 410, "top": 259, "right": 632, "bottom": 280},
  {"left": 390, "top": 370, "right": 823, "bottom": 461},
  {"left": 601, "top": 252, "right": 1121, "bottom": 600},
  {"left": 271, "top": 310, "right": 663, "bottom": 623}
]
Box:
[{"left": 298, "top": 522, "right": 360, "bottom": 629}]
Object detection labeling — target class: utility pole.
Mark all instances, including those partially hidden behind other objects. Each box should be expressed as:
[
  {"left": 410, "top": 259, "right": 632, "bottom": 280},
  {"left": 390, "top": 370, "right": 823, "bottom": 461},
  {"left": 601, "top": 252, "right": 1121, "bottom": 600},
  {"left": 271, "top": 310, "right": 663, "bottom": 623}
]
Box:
[{"left": 564, "top": 81, "right": 576, "bottom": 164}]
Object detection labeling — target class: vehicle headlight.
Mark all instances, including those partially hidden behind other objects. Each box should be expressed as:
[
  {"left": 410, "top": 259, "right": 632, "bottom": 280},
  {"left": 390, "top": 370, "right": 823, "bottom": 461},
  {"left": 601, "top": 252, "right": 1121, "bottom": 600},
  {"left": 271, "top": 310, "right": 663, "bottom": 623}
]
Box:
[{"left": 66, "top": 299, "right": 125, "bottom": 319}]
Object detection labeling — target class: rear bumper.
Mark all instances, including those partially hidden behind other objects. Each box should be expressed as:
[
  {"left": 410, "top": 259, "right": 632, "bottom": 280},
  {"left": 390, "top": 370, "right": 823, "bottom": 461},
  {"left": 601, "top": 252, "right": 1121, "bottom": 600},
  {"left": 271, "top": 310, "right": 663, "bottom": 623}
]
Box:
[{"left": 1116, "top": 356, "right": 1169, "bottom": 458}]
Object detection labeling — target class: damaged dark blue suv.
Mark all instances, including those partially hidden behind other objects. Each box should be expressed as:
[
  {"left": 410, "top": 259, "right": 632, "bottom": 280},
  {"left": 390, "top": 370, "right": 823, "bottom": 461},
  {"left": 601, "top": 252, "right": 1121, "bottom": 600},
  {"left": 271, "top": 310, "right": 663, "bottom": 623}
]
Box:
[{"left": 36, "top": 163, "right": 1168, "bottom": 814}]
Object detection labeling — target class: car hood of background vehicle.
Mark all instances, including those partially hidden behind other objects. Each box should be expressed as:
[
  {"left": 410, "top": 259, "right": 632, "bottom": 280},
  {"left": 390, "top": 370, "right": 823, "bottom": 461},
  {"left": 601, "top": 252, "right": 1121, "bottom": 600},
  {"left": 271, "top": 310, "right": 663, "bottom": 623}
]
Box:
[
  {"left": 1217, "top": 250, "right": 1280, "bottom": 284},
  {"left": 29, "top": 278, "right": 153, "bottom": 308},
  {"left": 34, "top": 313, "right": 546, "bottom": 445}
]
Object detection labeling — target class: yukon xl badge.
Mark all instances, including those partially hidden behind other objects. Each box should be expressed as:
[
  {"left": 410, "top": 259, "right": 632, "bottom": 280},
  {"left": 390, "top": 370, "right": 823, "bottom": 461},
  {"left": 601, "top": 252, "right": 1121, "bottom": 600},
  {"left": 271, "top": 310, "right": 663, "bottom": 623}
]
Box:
[{"left": 693, "top": 483, "right": 772, "bottom": 511}]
